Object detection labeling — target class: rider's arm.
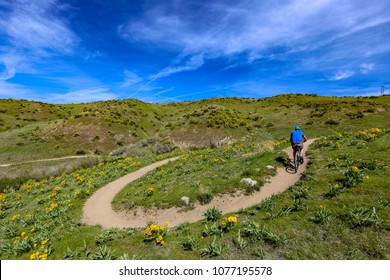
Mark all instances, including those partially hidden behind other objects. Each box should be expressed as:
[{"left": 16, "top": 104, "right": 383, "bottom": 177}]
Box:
[{"left": 303, "top": 135, "right": 308, "bottom": 142}]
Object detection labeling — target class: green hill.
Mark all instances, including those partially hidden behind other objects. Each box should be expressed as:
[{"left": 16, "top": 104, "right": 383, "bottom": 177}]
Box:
[{"left": 1, "top": 94, "right": 388, "bottom": 163}]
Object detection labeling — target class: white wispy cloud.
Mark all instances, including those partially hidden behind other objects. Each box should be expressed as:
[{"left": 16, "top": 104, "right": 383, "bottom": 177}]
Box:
[
  {"left": 152, "top": 54, "right": 205, "bottom": 79},
  {"left": 360, "top": 63, "right": 374, "bottom": 74},
  {"left": 2, "top": 0, "right": 78, "bottom": 54},
  {"left": 329, "top": 70, "right": 355, "bottom": 81},
  {"left": 120, "top": 0, "right": 390, "bottom": 84},
  {"left": 0, "top": 51, "right": 24, "bottom": 80},
  {"left": 121, "top": 1, "right": 388, "bottom": 58},
  {"left": 44, "top": 88, "right": 119, "bottom": 104},
  {"left": 0, "top": 0, "right": 79, "bottom": 80},
  {"left": 122, "top": 70, "right": 142, "bottom": 87}
]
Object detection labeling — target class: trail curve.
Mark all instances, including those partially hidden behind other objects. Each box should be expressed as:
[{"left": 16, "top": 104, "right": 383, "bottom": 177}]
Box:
[{"left": 82, "top": 139, "right": 315, "bottom": 229}]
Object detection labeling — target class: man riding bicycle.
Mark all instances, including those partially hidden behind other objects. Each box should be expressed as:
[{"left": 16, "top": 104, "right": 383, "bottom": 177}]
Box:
[{"left": 290, "top": 126, "right": 307, "bottom": 164}]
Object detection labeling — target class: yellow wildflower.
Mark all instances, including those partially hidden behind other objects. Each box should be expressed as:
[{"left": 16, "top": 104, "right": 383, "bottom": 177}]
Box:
[
  {"left": 351, "top": 166, "right": 359, "bottom": 173},
  {"left": 11, "top": 214, "right": 20, "bottom": 220},
  {"left": 370, "top": 128, "right": 382, "bottom": 133},
  {"left": 30, "top": 252, "right": 40, "bottom": 260},
  {"left": 41, "top": 239, "right": 49, "bottom": 245}
]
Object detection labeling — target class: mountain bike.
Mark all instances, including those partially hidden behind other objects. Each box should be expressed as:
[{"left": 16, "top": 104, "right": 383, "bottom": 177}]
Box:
[{"left": 292, "top": 144, "right": 303, "bottom": 173}]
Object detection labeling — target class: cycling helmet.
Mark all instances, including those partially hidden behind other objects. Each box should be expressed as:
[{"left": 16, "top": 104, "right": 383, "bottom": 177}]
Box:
[{"left": 295, "top": 125, "right": 301, "bottom": 130}]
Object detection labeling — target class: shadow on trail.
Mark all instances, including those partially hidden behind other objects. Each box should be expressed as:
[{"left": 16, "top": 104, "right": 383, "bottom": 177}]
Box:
[
  {"left": 276, "top": 156, "right": 296, "bottom": 174},
  {"left": 285, "top": 159, "right": 297, "bottom": 174}
]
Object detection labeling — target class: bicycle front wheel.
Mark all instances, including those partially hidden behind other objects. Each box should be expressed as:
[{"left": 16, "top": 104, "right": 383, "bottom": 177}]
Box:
[{"left": 294, "top": 149, "right": 300, "bottom": 173}]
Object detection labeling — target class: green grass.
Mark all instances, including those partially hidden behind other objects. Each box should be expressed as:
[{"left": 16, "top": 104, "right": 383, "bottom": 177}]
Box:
[
  {"left": 0, "top": 127, "right": 388, "bottom": 260},
  {"left": 0, "top": 156, "right": 102, "bottom": 192},
  {"left": 113, "top": 143, "right": 282, "bottom": 210}
]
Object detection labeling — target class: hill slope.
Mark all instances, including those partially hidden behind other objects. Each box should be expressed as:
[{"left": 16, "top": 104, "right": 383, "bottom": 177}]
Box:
[{"left": 1, "top": 94, "right": 389, "bottom": 164}]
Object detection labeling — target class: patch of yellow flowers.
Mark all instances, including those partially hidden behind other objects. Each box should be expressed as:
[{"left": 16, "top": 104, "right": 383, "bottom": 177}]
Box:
[
  {"left": 351, "top": 166, "right": 359, "bottom": 173},
  {"left": 147, "top": 187, "right": 155, "bottom": 196},
  {"left": 220, "top": 215, "right": 238, "bottom": 232},
  {"left": 144, "top": 222, "right": 169, "bottom": 245}
]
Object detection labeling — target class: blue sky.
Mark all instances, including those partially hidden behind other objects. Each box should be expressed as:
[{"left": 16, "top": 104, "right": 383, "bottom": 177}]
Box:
[{"left": 0, "top": 0, "right": 389, "bottom": 103}]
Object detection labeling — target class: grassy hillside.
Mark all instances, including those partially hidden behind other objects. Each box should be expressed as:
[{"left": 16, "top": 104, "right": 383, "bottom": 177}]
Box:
[
  {"left": 1, "top": 94, "right": 389, "bottom": 165},
  {"left": 0, "top": 94, "right": 389, "bottom": 260}
]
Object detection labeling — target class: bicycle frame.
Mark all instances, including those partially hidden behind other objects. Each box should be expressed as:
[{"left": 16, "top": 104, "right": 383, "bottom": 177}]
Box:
[{"left": 293, "top": 145, "right": 302, "bottom": 173}]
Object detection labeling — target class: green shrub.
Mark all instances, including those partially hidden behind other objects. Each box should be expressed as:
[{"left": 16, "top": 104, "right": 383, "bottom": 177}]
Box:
[
  {"left": 310, "top": 206, "right": 332, "bottom": 224},
  {"left": 181, "top": 235, "right": 199, "bottom": 251},
  {"left": 325, "top": 119, "right": 339, "bottom": 125},
  {"left": 198, "top": 193, "right": 213, "bottom": 205},
  {"left": 91, "top": 245, "right": 117, "bottom": 260},
  {"left": 95, "top": 230, "right": 114, "bottom": 245},
  {"left": 346, "top": 207, "right": 380, "bottom": 228},
  {"left": 200, "top": 236, "right": 227, "bottom": 257},
  {"left": 203, "top": 207, "right": 222, "bottom": 221}
]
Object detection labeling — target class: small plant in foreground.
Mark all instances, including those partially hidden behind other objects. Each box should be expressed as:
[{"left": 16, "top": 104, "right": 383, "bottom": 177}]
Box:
[
  {"left": 343, "top": 166, "right": 365, "bottom": 188},
  {"left": 290, "top": 197, "right": 306, "bottom": 212},
  {"left": 64, "top": 247, "right": 81, "bottom": 260},
  {"left": 266, "top": 207, "right": 292, "bottom": 219},
  {"left": 253, "top": 245, "right": 265, "bottom": 259},
  {"left": 203, "top": 207, "right": 222, "bottom": 221},
  {"left": 200, "top": 236, "right": 227, "bottom": 257},
  {"left": 146, "top": 187, "right": 155, "bottom": 196},
  {"left": 2, "top": 222, "right": 18, "bottom": 238},
  {"left": 255, "top": 197, "right": 275, "bottom": 211},
  {"left": 91, "top": 245, "right": 117, "bottom": 260},
  {"left": 291, "top": 186, "right": 310, "bottom": 199},
  {"left": 310, "top": 206, "right": 332, "bottom": 224},
  {"left": 324, "top": 183, "right": 344, "bottom": 199},
  {"left": 242, "top": 218, "right": 280, "bottom": 245},
  {"left": 219, "top": 216, "right": 238, "bottom": 233},
  {"left": 181, "top": 235, "right": 199, "bottom": 251},
  {"left": 144, "top": 222, "right": 167, "bottom": 245},
  {"left": 202, "top": 223, "right": 219, "bottom": 237},
  {"left": 233, "top": 230, "right": 247, "bottom": 250},
  {"left": 95, "top": 229, "right": 114, "bottom": 245},
  {"left": 197, "top": 192, "right": 213, "bottom": 205},
  {"left": 346, "top": 207, "right": 380, "bottom": 228}
]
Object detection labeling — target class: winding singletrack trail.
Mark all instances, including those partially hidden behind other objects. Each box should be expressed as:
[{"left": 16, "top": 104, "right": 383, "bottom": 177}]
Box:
[
  {"left": 0, "top": 155, "right": 92, "bottom": 167},
  {"left": 82, "top": 139, "right": 315, "bottom": 229}
]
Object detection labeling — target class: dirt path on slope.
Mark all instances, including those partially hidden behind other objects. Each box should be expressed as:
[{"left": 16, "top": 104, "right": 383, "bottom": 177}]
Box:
[
  {"left": 82, "top": 139, "right": 315, "bottom": 229},
  {"left": 0, "top": 155, "right": 92, "bottom": 167}
]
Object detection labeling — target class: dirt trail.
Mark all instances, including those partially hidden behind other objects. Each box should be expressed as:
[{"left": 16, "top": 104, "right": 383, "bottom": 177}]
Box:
[
  {"left": 0, "top": 155, "right": 92, "bottom": 167},
  {"left": 82, "top": 139, "right": 315, "bottom": 229}
]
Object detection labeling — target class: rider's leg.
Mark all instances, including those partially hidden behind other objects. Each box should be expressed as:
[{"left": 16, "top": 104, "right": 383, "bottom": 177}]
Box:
[
  {"left": 300, "top": 148, "right": 304, "bottom": 163},
  {"left": 292, "top": 144, "right": 295, "bottom": 158}
]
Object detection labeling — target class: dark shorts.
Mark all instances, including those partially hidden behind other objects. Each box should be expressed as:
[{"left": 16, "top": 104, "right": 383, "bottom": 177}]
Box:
[{"left": 292, "top": 142, "right": 303, "bottom": 151}]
